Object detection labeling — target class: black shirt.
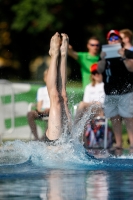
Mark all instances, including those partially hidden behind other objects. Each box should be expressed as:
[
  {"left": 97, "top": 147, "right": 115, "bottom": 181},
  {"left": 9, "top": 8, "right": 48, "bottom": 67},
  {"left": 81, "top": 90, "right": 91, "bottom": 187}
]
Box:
[{"left": 102, "top": 57, "right": 133, "bottom": 95}]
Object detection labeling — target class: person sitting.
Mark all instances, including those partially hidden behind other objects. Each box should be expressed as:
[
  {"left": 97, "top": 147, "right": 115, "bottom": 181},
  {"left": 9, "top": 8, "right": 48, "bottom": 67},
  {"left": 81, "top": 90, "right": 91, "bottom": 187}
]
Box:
[
  {"left": 74, "top": 63, "right": 105, "bottom": 125},
  {"left": 27, "top": 69, "right": 50, "bottom": 141},
  {"left": 74, "top": 63, "right": 113, "bottom": 149}
]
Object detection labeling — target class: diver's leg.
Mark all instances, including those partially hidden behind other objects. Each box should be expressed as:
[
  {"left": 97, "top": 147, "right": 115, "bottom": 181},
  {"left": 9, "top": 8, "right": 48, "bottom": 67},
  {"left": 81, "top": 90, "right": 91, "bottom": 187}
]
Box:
[
  {"left": 59, "top": 33, "right": 71, "bottom": 129},
  {"left": 46, "top": 32, "right": 62, "bottom": 140}
]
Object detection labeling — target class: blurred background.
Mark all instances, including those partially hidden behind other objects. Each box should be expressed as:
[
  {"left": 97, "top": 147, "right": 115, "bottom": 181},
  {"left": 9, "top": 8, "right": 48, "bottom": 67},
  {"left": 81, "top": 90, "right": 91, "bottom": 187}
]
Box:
[
  {"left": 0, "top": 0, "right": 132, "bottom": 143},
  {"left": 0, "top": 0, "right": 133, "bottom": 84}
]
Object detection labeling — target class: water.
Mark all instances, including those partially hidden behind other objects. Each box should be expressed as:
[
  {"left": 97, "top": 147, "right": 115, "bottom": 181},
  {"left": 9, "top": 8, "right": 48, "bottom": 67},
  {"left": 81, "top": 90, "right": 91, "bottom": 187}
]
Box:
[{"left": 0, "top": 140, "right": 133, "bottom": 200}]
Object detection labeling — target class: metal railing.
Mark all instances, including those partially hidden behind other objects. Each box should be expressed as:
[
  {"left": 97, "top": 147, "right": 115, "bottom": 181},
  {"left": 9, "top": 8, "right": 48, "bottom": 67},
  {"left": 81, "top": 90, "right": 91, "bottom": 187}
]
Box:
[{"left": 0, "top": 79, "right": 15, "bottom": 144}]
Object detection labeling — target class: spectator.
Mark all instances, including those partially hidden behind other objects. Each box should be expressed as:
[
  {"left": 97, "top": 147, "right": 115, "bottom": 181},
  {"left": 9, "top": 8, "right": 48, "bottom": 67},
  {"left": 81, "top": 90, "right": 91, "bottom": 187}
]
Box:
[
  {"left": 98, "top": 29, "right": 133, "bottom": 152},
  {"left": 73, "top": 63, "right": 113, "bottom": 149},
  {"left": 74, "top": 63, "right": 105, "bottom": 125},
  {"left": 119, "top": 28, "right": 133, "bottom": 50},
  {"left": 119, "top": 29, "right": 133, "bottom": 65},
  {"left": 27, "top": 69, "right": 50, "bottom": 140},
  {"left": 68, "top": 36, "right": 101, "bottom": 89}
]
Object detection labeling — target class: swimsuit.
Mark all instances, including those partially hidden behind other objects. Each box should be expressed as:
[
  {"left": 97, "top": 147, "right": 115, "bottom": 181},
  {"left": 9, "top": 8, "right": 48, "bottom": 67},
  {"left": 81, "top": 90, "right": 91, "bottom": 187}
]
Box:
[
  {"left": 45, "top": 135, "right": 59, "bottom": 146},
  {"left": 45, "top": 132, "right": 71, "bottom": 146}
]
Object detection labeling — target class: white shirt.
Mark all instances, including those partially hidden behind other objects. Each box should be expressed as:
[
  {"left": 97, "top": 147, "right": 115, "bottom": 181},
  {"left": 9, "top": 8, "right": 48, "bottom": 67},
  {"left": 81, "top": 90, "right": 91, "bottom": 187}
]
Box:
[
  {"left": 83, "top": 82, "right": 105, "bottom": 104},
  {"left": 37, "top": 86, "right": 50, "bottom": 109}
]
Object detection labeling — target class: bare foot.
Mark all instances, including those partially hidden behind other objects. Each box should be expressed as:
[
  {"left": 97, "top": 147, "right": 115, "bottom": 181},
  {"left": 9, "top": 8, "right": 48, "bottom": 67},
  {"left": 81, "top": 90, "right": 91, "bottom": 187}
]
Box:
[
  {"left": 60, "top": 33, "right": 69, "bottom": 56},
  {"left": 49, "top": 32, "right": 61, "bottom": 57}
]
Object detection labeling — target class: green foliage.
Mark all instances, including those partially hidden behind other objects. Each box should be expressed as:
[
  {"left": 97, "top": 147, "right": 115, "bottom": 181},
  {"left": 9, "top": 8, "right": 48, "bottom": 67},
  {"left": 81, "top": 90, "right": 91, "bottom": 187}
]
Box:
[{"left": 11, "top": 0, "right": 62, "bottom": 33}]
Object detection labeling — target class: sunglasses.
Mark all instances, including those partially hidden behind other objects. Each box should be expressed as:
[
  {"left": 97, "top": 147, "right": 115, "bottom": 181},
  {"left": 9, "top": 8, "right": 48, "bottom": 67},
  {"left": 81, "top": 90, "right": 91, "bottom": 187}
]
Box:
[
  {"left": 108, "top": 35, "right": 119, "bottom": 41},
  {"left": 89, "top": 43, "right": 100, "bottom": 47}
]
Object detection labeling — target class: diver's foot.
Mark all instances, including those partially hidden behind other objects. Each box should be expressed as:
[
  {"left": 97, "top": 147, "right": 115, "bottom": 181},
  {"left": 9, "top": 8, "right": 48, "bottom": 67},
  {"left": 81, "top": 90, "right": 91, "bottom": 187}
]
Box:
[
  {"left": 49, "top": 32, "right": 61, "bottom": 57},
  {"left": 60, "top": 33, "right": 69, "bottom": 56}
]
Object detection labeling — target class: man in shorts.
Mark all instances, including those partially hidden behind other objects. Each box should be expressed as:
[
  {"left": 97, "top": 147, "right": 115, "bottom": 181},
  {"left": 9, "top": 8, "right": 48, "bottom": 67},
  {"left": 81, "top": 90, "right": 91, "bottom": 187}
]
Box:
[{"left": 98, "top": 29, "right": 133, "bottom": 151}]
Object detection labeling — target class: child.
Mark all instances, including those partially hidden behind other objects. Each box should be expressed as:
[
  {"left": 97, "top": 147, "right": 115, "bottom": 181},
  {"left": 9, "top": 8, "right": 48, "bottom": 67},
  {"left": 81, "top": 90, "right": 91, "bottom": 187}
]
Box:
[{"left": 74, "top": 63, "right": 105, "bottom": 125}]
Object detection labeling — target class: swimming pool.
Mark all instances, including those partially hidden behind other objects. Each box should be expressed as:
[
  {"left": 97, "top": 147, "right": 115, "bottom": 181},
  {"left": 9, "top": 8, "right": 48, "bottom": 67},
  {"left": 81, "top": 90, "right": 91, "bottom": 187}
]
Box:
[{"left": 0, "top": 140, "right": 133, "bottom": 200}]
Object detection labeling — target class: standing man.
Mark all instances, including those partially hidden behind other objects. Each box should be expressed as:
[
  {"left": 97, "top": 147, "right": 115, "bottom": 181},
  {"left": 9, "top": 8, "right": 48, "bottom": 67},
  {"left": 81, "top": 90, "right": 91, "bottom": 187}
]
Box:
[
  {"left": 98, "top": 29, "right": 133, "bottom": 151},
  {"left": 68, "top": 36, "right": 101, "bottom": 89}
]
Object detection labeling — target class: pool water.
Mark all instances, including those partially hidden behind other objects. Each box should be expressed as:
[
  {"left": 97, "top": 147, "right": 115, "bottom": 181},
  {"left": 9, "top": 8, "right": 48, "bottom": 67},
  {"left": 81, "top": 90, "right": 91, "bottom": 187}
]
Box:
[{"left": 0, "top": 140, "right": 133, "bottom": 200}]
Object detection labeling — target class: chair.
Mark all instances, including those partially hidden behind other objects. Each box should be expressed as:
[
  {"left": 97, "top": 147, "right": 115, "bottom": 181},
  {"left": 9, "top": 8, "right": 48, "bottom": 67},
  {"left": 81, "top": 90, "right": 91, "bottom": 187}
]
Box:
[{"left": 28, "top": 102, "right": 49, "bottom": 139}]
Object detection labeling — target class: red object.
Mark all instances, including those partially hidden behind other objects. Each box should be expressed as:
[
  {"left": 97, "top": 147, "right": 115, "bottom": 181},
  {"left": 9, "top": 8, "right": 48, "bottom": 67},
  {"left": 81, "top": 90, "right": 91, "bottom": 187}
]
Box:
[
  {"left": 106, "top": 30, "right": 120, "bottom": 40},
  {"left": 90, "top": 63, "right": 98, "bottom": 73}
]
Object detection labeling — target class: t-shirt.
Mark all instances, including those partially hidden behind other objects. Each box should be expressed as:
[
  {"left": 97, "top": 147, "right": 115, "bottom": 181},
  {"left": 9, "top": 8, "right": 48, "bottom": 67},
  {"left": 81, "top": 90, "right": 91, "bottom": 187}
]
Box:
[
  {"left": 102, "top": 57, "right": 133, "bottom": 95},
  {"left": 77, "top": 52, "right": 100, "bottom": 89},
  {"left": 83, "top": 82, "right": 105, "bottom": 104},
  {"left": 37, "top": 86, "right": 50, "bottom": 110}
]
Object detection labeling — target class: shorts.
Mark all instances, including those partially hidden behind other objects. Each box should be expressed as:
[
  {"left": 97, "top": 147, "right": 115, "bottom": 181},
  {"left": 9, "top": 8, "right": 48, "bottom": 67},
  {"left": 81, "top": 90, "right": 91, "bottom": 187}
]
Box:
[
  {"left": 36, "top": 110, "right": 49, "bottom": 120},
  {"left": 103, "top": 92, "right": 133, "bottom": 118}
]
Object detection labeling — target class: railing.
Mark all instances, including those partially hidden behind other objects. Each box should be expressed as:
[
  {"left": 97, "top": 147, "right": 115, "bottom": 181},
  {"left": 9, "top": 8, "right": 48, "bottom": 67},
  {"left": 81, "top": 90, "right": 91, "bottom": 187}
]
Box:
[{"left": 0, "top": 79, "right": 15, "bottom": 144}]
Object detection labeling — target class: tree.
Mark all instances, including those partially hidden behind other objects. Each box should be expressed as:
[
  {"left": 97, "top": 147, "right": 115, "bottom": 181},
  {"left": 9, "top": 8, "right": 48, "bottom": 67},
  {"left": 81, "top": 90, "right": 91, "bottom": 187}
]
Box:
[
  {"left": 1, "top": 0, "right": 133, "bottom": 80},
  {"left": 11, "top": 0, "right": 63, "bottom": 34}
]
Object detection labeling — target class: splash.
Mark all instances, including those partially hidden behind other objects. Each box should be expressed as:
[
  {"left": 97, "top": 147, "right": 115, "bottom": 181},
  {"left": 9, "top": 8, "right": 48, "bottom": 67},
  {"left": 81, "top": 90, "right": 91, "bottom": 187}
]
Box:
[
  {"left": 1, "top": 137, "right": 133, "bottom": 171},
  {"left": 0, "top": 138, "right": 99, "bottom": 168},
  {"left": 0, "top": 103, "right": 133, "bottom": 170}
]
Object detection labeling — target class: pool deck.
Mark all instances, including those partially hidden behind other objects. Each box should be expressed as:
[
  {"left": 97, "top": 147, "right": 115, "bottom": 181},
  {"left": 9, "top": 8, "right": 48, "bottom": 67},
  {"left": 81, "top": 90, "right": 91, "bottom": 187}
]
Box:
[
  {"left": 87, "top": 147, "right": 132, "bottom": 158},
  {"left": 0, "top": 126, "right": 42, "bottom": 142}
]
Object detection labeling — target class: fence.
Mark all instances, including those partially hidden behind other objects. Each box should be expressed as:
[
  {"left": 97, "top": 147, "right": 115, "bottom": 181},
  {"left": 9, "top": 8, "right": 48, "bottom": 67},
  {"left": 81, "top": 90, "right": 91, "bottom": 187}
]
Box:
[{"left": 0, "top": 80, "right": 83, "bottom": 142}]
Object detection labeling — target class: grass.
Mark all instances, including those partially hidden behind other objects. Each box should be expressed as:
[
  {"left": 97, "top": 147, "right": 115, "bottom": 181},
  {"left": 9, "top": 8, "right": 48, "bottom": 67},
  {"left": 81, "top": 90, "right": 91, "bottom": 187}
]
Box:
[
  {"left": 66, "top": 80, "right": 83, "bottom": 88},
  {"left": 122, "top": 134, "right": 129, "bottom": 149}
]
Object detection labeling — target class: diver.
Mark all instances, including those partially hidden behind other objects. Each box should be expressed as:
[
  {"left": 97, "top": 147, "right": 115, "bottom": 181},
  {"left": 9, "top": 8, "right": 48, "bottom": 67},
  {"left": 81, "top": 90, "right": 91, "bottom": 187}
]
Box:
[
  {"left": 44, "top": 32, "right": 97, "bottom": 160},
  {"left": 45, "top": 32, "right": 71, "bottom": 145}
]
